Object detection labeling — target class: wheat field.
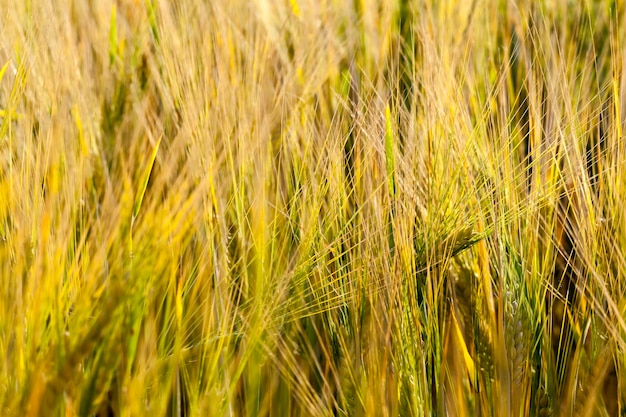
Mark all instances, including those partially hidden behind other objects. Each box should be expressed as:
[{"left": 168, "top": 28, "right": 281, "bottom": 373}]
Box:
[{"left": 1, "top": 0, "right": 625, "bottom": 416}]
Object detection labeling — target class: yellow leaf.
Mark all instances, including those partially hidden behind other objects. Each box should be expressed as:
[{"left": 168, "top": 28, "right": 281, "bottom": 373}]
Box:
[{"left": 289, "top": 0, "right": 301, "bottom": 18}]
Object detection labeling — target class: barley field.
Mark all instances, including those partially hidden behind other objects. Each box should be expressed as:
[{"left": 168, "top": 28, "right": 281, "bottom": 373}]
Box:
[{"left": 1, "top": 0, "right": 625, "bottom": 416}]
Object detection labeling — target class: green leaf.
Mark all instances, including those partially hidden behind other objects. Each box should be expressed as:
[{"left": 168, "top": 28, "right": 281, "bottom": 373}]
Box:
[
  {"left": 145, "top": 0, "right": 160, "bottom": 44},
  {"left": 108, "top": 5, "right": 118, "bottom": 65},
  {"left": 133, "top": 137, "right": 161, "bottom": 223},
  {"left": 0, "top": 61, "right": 9, "bottom": 84}
]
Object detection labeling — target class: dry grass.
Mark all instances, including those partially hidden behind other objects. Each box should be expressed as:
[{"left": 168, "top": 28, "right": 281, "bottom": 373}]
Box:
[{"left": 0, "top": 0, "right": 625, "bottom": 416}]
